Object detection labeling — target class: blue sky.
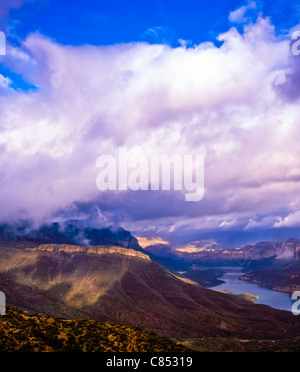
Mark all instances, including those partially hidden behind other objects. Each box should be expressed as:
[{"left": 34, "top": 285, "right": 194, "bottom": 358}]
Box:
[
  {"left": 1, "top": 0, "right": 300, "bottom": 91},
  {"left": 13, "top": 0, "right": 243, "bottom": 46},
  {"left": 4, "top": 0, "right": 300, "bottom": 47}
]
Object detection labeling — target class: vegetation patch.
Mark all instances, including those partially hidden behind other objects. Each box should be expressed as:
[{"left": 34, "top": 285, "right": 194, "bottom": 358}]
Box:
[{"left": 0, "top": 307, "right": 188, "bottom": 352}]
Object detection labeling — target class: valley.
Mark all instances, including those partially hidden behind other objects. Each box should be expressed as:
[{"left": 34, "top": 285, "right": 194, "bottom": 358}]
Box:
[
  {"left": 144, "top": 237, "right": 300, "bottom": 294},
  {"left": 0, "top": 222, "right": 300, "bottom": 352},
  {"left": 0, "top": 239, "right": 300, "bottom": 342}
]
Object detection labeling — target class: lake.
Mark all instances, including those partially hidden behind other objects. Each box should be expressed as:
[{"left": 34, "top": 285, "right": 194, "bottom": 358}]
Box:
[{"left": 209, "top": 267, "right": 294, "bottom": 312}]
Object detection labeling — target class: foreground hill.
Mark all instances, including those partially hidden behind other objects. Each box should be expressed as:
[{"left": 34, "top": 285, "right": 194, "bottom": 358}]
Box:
[
  {"left": 1, "top": 307, "right": 299, "bottom": 352},
  {"left": 0, "top": 307, "right": 187, "bottom": 352},
  {"left": 0, "top": 242, "right": 299, "bottom": 343}
]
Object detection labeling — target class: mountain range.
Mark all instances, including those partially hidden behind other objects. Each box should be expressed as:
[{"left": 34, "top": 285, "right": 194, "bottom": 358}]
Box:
[
  {"left": 0, "top": 241, "right": 299, "bottom": 343},
  {"left": 145, "top": 238, "right": 300, "bottom": 264},
  {"left": 144, "top": 238, "right": 300, "bottom": 293},
  {"left": 0, "top": 221, "right": 300, "bottom": 351}
]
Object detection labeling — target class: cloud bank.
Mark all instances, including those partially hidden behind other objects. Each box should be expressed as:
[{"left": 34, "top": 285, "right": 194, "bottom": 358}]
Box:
[{"left": 1, "top": 12, "right": 300, "bottom": 235}]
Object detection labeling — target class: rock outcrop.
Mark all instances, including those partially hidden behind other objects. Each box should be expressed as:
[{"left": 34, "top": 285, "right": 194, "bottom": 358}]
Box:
[{"left": 35, "top": 244, "right": 151, "bottom": 261}]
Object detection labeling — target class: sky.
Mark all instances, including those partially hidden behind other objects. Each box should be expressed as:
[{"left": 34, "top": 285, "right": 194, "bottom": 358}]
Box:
[{"left": 1, "top": 0, "right": 300, "bottom": 245}]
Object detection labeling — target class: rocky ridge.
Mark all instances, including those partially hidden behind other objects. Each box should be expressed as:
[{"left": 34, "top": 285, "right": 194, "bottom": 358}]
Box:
[{"left": 35, "top": 244, "right": 151, "bottom": 261}]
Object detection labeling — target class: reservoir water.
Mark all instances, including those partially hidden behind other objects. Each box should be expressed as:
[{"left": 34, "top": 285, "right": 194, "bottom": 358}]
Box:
[{"left": 209, "top": 267, "right": 294, "bottom": 312}]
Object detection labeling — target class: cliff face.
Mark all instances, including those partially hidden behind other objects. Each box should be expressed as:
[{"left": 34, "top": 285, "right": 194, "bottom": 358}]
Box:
[
  {"left": 35, "top": 244, "right": 151, "bottom": 261},
  {"left": 239, "top": 260, "right": 300, "bottom": 294}
]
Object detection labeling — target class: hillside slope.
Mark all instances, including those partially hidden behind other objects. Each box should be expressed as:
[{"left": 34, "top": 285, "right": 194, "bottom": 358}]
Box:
[
  {"left": 240, "top": 260, "right": 300, "bottom": 293},
  {"left": 0, "top": 307, "right": 187, "bottom": 352}
]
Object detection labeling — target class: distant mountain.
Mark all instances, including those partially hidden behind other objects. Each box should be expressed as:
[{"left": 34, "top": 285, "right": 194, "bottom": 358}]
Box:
[
  {"left": 167, "top": 228, "right": 300, "bottom": 251},
  {"left": 143, "top": 243, "right": 176, "bottom": 259},
  {"left": 146, "top": 237, "right": 300, "bottom": 293},
  {"left": 0, "top": 221, "right": 142, "bottom": 251},
  {"left": 0, "top": 241, "right": 299, "bottom": 342},
  {"left": 159, "top": 238, "right": 300, "bottom": 267}
]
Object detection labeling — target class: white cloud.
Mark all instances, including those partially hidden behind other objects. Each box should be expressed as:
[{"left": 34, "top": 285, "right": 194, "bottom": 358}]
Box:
[
  {"left": 0, "top": 74, "right": 11, "bottom": 88},
  {"left": 229, "top": 1, "right": 258, "bottom": 24},
  {"left": 245, "top": 216, "right": 281, "bottom": 230},
  {"left": 275, "top": 211, "right": 300, "bottom": 228},
  {"left": 0, "top": 16, "right": 299, "bottom": 232}
]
